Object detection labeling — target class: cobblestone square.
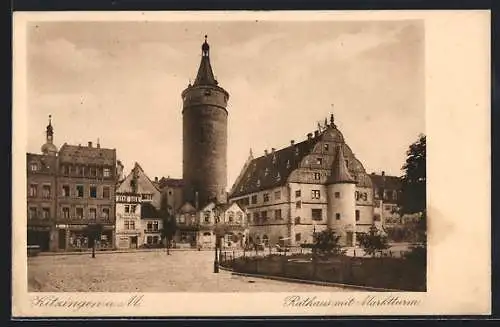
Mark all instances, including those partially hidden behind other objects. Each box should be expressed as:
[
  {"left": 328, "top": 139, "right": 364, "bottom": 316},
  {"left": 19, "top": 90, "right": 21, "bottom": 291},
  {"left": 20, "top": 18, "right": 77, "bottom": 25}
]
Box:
[{"left": 28, "top": 250, "right": 351, "bottom": 292}]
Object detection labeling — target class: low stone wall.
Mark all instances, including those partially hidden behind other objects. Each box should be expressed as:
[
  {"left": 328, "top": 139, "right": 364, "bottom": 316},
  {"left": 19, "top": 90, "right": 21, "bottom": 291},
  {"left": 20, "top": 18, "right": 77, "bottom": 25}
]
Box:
[{"left": 225, "top": 254, "right": 426, "bottom": 291}]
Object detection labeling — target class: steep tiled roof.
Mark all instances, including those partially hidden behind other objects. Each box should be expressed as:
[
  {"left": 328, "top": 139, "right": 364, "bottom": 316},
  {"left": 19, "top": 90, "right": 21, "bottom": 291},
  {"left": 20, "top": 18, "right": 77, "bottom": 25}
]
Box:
[
  {"left": 58, "top": 143, "right": 115, "bottom": 165},
  {"left": 230, "top": 137, "right": 317, "bottom": 197},
  {"left": 194, "top": 37, "right": 217, "bottom": 86},
  {"left": 141, "top": 202, "right": 160, "bottom": 219},
  {"left": 117, "top": 162, "right": 160, "bottom": 194},
  {"left": 158, "top": 177, "right": 184, "bottom": 189},
  {"left": 370, "top": 174, "right": 402, "bottom": 191},
  {"left": 327, "top": 145, "right": 356, "bottom": 184}
]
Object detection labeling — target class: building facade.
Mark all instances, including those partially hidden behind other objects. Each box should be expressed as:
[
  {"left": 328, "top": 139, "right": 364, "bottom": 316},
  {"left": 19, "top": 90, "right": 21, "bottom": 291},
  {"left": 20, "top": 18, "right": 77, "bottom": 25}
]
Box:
[
  {"left": 26, "top": 117, "right": 58, "bottom": 251},
  {"left": 115, "top": 162, "right": 161, "bottom": 249},
  {"left": 26, "top": 116, "right": 118, "bottom": 251},
  {"left": 181, "top": 36, "right": 229, "bottom": 208},
  {"left": 229, "top": 115, "right": 375, "bottom": 247},
  {"left": 175, "top": 201, "right": 247, "bottom": 249},
  {"left": 56, "top": 141, "right": 116, "bottom": 251}
]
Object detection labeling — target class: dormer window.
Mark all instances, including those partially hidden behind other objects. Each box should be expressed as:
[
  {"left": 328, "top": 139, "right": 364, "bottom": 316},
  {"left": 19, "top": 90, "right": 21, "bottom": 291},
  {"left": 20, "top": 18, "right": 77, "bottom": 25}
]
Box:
[
  {"left": 276, "top": 172, "right": 281, "bottom": 181},
  {"left": 316, "top": 158, "right": 323, "bottom": 165},
  {"left": 272, "top": 154, "right": 277, "bottom": 164},
  {"left": 286, "top": 160, "right": 291, "bottom": 169},
  {"left": 345, "top": 160, "right": 349, "bottom": 168},
  {"left": 324, "top": 144, "right": 329, "bottom": 151},
  {"left": 256, "top": 179, "right": 261, "bottom": 187},
  {"left": 295, "top": 148, "right": 299, "bottom": 156},
  {"left": 204, "top": 89, "right": 211, "bottom": 96},
  {"left": 264, "top": 168, "right": 269, "bottom": 176}
]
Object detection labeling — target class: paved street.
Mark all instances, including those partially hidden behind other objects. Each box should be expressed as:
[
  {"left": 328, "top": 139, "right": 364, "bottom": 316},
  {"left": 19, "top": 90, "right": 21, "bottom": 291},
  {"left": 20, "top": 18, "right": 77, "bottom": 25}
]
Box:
[{"left": 28, "top": 250, "right": 351, "bottom": 292}]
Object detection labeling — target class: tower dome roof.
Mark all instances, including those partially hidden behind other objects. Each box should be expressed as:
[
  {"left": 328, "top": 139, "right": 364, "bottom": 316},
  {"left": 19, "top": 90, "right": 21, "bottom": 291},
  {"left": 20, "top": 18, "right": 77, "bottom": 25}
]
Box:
[{"left": 41, "top": 142, "right": 58, "bottom": 155}]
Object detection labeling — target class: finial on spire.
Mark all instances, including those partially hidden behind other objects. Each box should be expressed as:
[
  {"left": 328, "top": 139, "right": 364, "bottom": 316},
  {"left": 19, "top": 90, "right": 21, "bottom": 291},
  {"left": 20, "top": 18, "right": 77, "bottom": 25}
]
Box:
[
  {"left": 324, "top": 117, "right": 328, "bottom": 127},
  {"left": 249, "top": 148, "right": 253, "bottom": 158},
  {"left": 48, "top": 114, "right": 52, "bottom": 125},
  {"left": 202, "top": 34, "right": 210, "bottom": 57},
  {"left": 330, "top": 113, "right": 335, "bottom": 126}
]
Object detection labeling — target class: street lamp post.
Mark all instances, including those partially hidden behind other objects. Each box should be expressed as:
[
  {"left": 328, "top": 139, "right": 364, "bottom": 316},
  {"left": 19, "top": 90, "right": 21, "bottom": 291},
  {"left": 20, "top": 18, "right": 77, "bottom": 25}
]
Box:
[{"left": 213, "top": 217, "right": 225, "bottom": 274}]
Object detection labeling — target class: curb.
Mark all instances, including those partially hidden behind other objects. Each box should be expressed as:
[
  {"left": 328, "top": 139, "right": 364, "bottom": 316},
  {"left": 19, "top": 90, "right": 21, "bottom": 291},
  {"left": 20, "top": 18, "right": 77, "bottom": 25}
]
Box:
[
  {"left": 36, "top": 248, "right": 212, "bottom": 256},
  {"left": 218, "top": 266, "right": 401, "bottom": 292}
]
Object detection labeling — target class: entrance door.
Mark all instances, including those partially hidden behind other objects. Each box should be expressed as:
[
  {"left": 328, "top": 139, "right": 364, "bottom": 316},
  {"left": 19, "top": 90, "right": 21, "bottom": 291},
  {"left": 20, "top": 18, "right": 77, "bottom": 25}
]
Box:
[
  {"left": 346, "top": 232, "right": 353, "bottom": 247},
  {"left": 130, "top": 236, "right": 138, "bottom": 248},
  {"left": 58, "top": 229, "right": 66, "bottom": 250}
]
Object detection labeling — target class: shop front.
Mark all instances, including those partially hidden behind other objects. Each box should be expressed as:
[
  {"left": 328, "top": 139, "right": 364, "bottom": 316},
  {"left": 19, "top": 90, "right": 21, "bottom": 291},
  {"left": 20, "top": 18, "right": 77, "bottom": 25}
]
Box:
[
  {"left": 27, "top": 226, "right": 51, "bottom": 251},
  {"left": 57, "top": 224, "right": 115, "bottom": 251}
]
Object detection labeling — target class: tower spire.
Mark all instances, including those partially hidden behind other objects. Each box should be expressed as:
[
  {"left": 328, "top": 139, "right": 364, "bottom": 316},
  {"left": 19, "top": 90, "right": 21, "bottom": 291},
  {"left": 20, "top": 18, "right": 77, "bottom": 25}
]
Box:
[
  {"left": 327, "top": 145, "right": 356, "bottom": 184},
  {"left": 194, "top": 35, "right": 217, "bottom": 86}
]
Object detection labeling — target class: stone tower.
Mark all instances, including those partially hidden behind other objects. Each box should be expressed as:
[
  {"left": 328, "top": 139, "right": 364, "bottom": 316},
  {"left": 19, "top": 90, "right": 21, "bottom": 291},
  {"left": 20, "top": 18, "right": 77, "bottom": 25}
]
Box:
[
  {"left": 326, "top": 145, "right": 358, "bottom": 246},
  {"left": 181, "top": 36, "right": 230, "bottom": 208}
]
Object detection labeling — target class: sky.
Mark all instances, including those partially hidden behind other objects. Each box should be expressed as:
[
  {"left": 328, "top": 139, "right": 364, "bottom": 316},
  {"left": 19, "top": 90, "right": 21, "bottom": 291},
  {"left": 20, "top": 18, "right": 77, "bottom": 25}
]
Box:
[{"left": 26, "top": 19, "right": 425, "bottom": 188}]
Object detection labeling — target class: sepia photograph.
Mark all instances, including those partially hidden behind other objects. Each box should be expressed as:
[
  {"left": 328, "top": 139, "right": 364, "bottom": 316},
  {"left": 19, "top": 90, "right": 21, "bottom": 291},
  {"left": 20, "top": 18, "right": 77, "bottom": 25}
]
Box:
[{"left": 12, "top": 10, "right": 490, "bottom": 317}]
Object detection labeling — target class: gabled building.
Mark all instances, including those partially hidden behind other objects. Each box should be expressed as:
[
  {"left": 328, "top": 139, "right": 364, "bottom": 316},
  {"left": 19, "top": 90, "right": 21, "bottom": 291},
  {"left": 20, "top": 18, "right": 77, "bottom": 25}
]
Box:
[
  {"left": 174, "top": 201, "right": 247, "bottom": 249},
  {"left": 228, "top": 114, "right": 375, "bottom": 247},
  {"left": 115, "top": 162, "right": 161, "bottom": 249}
]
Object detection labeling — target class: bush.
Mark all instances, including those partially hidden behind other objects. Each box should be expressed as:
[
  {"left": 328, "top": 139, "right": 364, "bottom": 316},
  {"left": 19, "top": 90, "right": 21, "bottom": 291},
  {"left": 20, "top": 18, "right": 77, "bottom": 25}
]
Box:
[
  {"left": 313, "top": 228, "right": 346, "bottom": 256},
  {"left": 358, "top": 225, "right": 390, "bottom": 257}
]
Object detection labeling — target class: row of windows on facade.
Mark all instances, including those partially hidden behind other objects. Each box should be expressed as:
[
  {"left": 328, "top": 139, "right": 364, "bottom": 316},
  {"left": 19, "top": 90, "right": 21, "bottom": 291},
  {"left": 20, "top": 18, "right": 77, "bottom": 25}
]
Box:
[
  {"left": 178, "top": 211, "right": 244, "bottom": 224},
  {"left": 28, "top": 207, "right": 110, "bottom": 220},
  {"left": 29, "top": 162, "right": 113, "bottom": 177},
  {"left": 237, "top": 189, "right": 370, "bottom": 207},
  {"left": 374, "top": 189, "right": 399, "bottom": 201},
  {"left": 122, "top": 220, "right": 159, "bottom": 231},
  {"left": 28, "top": 184, "right": 112, "bottom": 199},
  {"left": 244, "top": 155, "right": 352, "bottom": 189},
  {"left": 248, "top": 208, "right": 363, "bottom": 224}
]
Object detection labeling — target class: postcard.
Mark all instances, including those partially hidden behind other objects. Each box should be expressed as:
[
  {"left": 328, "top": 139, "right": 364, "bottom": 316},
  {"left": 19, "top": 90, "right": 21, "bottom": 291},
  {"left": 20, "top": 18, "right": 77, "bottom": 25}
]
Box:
[{"left": 12, "top": 10, "right": 491, "bottom": 317}]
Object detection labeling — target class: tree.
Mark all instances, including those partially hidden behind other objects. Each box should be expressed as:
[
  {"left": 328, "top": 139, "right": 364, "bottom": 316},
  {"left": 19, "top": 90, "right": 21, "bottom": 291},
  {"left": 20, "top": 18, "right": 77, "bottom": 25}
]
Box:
[
  {"left": 85, "top": 223, "right": 104, "bottom": 259},
  {"left": 399, "top": 134, "right": 427, "bottom": 247},
  {"left": 313, "top": 228, "right": 346, "bottom": 257},
  {"left": 357, "top": 225, "right": 390, "bottom": 257},
  {"left": 159, "top": 196, "right": 177, "bottom": 255},
  {"left": 399, "top": 134, "right": 426, "bottom": 215}
]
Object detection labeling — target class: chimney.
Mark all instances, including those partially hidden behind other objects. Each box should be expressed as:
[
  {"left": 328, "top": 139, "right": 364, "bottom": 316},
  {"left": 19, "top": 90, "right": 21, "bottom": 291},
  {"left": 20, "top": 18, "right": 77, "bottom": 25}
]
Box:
[
  {"left": 271, "top": 148, "right": 276, "bottom": 153},
  {"left": 382, "top": 171, "right": 385, "bottom": 176},
  {"left": 155, "top": 177, "right": 158, "bottom": 183},
  {"left": 314, "top": 131, "right": 319, "bottom": 138},
  {"left": 290, "top": 140, "right": 295, "bottom": 146},
  {"left": 88, "top": 141, "right": 92, "bottom": 148},
  {"left": 307, "top": 133, "right": 313, "bottom": 140},
  {"left": 264, "top": 149, "right": 268, "bottom": 156},
  {"left": 97, "top": 138, "right": 100, "bottom": 148}
]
